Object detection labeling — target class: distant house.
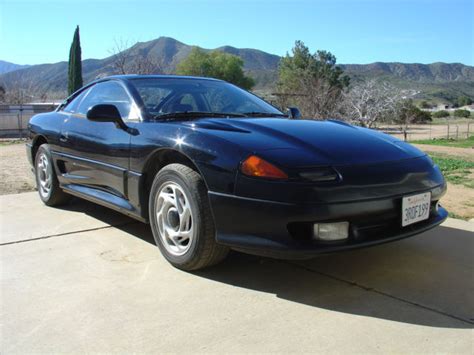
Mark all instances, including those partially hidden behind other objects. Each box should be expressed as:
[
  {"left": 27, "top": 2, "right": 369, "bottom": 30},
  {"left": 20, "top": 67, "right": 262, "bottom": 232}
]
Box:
[{"left": 437, "top": 104, "right": 451, "bottom": 110}]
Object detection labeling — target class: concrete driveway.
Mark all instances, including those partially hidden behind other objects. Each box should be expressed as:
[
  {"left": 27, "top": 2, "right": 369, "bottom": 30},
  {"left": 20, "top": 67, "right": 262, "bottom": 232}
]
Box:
[{"left": 1, "top": 192, "right": 473, "bottom": 353}]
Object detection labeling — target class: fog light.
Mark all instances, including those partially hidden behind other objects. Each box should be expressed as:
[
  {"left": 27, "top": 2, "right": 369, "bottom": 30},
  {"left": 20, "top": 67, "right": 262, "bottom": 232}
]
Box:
[
  {"left": 313, "top": 222, "right": 349, "bottom": 242},
  {"left": 435, "top": 202, "right": 440, "bottom": 212}
]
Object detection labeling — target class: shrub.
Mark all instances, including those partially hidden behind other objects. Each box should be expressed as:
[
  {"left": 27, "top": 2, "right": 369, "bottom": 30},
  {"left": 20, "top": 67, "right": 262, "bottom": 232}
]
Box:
[
  {"left": 414, "top": 109, "right": 432, "bottom": 123},
  {"left": 453, "top": 109, "right": 471, "bottom": 118},
  {"left": 432, "top": 110, "right": 450, "bottom": 118},
  {"left": 419, "top": 101, "right": 433, "bottom": 109},
  {"left": 457, "top": 96, "right": 473, "bottom": 107}
]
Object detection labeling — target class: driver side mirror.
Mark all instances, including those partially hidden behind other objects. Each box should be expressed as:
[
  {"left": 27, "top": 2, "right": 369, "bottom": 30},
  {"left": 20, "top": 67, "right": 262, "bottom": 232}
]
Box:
[
  {"left": 86, "top": 104, "right": 128, "bottom": 131},
  {"left": 287, "top": 107, "right": 302, "bottom": 119}
]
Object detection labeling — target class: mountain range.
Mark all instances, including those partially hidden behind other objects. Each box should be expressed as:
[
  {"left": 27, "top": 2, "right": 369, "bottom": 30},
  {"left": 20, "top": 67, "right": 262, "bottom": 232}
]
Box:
[
  {"left": 0, "top": 60, "right": 30, "bottom": 75},
  {"left": 1, "top": 37, "right": 473, "bottom": 102}
]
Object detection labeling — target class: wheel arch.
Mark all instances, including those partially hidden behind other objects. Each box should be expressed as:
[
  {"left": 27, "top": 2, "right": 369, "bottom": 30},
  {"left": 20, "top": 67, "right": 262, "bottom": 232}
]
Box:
[
  {"left": 32, "top": 135, "right": 48, "bottom": 160},
  {"left": 140, "top": 148, "right": 209, "bottom": 217}
]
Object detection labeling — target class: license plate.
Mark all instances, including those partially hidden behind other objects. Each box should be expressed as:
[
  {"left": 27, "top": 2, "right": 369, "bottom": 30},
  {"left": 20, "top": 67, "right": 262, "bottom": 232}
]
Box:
[{"left": 402, "top": 192, "right": 431, "bottom": 227}]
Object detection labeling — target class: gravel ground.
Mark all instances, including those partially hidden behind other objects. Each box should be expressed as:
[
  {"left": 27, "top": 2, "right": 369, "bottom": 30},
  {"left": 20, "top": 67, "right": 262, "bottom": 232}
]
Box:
[{"left": 1, "top": 141, "right": 472, "bottom": 219}]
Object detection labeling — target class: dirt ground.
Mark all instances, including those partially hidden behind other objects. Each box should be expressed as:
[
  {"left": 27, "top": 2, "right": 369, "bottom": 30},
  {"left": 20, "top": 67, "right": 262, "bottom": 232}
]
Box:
[
  {"left": 0, "top": 142, "right": 36, "bottom": 195},
  {"left": 1, "top": 141, "right": 473, "bottom": 219}
]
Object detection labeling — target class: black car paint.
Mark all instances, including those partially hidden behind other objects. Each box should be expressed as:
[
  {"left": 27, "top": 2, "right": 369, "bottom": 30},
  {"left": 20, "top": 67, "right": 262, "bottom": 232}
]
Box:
[{"left": 27, "top": 75, "right": 447, "bottom": 259}]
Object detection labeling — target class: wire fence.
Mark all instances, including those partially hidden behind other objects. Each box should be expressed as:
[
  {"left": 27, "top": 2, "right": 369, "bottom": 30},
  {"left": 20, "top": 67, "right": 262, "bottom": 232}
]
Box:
[{"left": 378, "top": 123, "right": 473, "bottom": 142}]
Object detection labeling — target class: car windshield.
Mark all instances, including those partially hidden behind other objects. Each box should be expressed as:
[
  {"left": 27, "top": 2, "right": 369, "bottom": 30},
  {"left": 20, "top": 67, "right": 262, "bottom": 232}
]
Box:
[{"left": 129, "top": 77, "right": 284, "bottom": 119}]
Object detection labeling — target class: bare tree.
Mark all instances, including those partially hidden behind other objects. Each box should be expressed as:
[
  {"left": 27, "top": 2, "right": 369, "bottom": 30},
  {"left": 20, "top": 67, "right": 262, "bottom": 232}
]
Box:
[
  {"left": 342, "top": 80, "right": 407, "bottom": 128},
  {"left": 109, "top": 39, "right": 163, "bottom": 75},
  {"left": 276, "top": 76, "right": 347, "bottom": 119},
  {"left": 1, "top": 78, "right": 37, "bottom": 104},
  {"left": 109, "top": 39, "right": 130, "bottom": 75},
  {"left": 0, "top": 86, "right": 5, "bottom": 103}
]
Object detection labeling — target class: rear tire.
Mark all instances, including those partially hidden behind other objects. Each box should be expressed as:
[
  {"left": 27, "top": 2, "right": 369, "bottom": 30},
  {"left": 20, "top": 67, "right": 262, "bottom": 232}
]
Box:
[
  {"left": 34, "top": 144, "right": 71, "bottom": 206},
  {"left": 149, "top": 163, "right": 228, "bottom": 270}
]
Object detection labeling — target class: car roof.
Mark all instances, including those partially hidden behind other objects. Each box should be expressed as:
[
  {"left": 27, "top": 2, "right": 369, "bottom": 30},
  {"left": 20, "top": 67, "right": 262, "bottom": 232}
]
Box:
[{"left": 100, "top": 74, "right": 223, "bottom": 82}]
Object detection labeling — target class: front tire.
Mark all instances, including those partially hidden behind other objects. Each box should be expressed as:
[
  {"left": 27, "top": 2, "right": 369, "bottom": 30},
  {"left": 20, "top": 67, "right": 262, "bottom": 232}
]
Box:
[
  {"left": 149, "top": 164, "right": 228, "bottom": 270},
  {"left": 34, "top": 144, "right": 70, "bottom": 206}
]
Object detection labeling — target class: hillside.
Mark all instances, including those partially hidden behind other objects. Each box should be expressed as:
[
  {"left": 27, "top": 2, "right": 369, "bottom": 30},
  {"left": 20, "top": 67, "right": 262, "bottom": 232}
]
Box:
[
  {"left": 0, "top": 60, "right": 30, "bottom": 75},
  {"left": 0, "top": 37, "right": 472, "bottom": 102}
]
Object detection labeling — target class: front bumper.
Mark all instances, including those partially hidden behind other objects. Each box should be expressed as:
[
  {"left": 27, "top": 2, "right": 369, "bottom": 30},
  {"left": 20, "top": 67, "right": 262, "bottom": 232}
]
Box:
[
  {"left": 209, "top": 186, "right": 448, "bottom": 259},
  {"left": 26, "top": 143, "right": 34, "bottom": 167}
]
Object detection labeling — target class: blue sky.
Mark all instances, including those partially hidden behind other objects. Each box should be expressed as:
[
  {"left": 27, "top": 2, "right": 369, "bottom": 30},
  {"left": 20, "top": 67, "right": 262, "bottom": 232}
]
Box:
[{"left": 1, "top": 0, "right": 472, "bottom": 65}]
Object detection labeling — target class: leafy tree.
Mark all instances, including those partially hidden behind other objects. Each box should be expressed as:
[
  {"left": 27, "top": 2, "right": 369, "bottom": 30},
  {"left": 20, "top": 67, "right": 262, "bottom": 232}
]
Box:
[
  {"left": 393, "top": 99, "right": 432, "bottom": 140},
  {"left": 397, "top": 100, "right": 432, "bottom": 124},
  {"left": 453, "top": 109, "right": 471, "bottom": 118},
  {"left": 176, "top": 47, "right": 255, "bottom": 90},
  {"left": 277, "top": 40, "right": 350, "bottom": 118},
  {"left": 419, "top": 100, "right": 433, "bottom": 109},
  {"left": 432, "top": 110, "right": 450, "bottom": 118},
  {"left": 457, "top": 96, "right": 473, "bottom": 107},
  {"left": 68, "top": 26, "right": 83, "bottom": 95}
]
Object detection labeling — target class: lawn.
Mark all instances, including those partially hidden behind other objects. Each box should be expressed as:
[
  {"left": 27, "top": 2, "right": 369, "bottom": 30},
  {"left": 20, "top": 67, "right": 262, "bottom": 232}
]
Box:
[
  {"left": 412, "top": 136, "right": 474, "bottom": 148},
  {"left": 431, "top": 154, "right": 474, "bottom": 189}
]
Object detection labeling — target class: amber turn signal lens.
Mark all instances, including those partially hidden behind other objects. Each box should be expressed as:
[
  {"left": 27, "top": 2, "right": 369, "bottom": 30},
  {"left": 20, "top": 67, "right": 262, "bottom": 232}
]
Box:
[{"left": 241, "top": 155, "right": 288, "bottom": 179}]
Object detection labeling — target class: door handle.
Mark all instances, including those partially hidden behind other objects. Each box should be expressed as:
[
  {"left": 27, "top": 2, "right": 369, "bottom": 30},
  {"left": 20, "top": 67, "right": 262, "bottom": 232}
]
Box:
[{"left": 59, "top": 133, "right": 68, "bottom": 143}]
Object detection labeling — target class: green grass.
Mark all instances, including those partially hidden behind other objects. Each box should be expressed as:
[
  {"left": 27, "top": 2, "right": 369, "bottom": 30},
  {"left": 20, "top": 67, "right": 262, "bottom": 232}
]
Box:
[
  {"left": 431, "top": 154, "right": 474, "bottom": 189},
  {"left": 448, "top": 211, "right": 469, "bottom": 221},
  {"left": 412, "top": 136, "right": 474, "bottom": 148}
]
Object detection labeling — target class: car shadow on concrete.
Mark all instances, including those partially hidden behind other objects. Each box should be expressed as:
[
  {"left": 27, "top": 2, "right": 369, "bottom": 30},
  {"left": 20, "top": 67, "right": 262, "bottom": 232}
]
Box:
[
  {"left": 56, "top": 197, "right": 138, "bottom": 227},
  {"left": 74, "top": 200, "right": 473, "bottom": 329}
]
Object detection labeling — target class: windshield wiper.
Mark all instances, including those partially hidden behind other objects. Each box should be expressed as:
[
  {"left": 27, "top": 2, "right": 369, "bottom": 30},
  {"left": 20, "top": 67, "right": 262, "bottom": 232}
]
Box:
[
  {"left": 153, "top": 111, "right": 246, "bottom": 120},
  {"left": 243, "top": 112, "right": 288, "bottom": 118}
]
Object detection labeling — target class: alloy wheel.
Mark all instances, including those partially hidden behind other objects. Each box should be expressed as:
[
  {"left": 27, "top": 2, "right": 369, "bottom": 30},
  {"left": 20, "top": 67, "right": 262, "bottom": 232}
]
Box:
[
  {"left": 36, "top": 152, "right": 52, "bottom": 198},
  {"left": 155, "top": 182, "right": 195, "bottom": 256}
]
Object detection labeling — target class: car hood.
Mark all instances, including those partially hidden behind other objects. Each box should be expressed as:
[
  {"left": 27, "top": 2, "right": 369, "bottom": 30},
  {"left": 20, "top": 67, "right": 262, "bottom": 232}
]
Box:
[{"left": 184, "top": 118, "right": 426, "bottom": 167}]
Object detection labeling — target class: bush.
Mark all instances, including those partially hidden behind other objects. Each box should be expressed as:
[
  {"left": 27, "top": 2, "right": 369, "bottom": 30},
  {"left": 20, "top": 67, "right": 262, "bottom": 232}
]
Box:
[
  {"left": 453, "top": 109, "right": 471, "bottom": 118},
  {"left": 414, "top": 109, "right": 432, "bottom": 123},
  {"left": 432, "top": 110, "right": 450, "bottom": 118},
  {"left": 419, "top": 101, "right": 433, "bottom": 109},
  {"left": 457, "top": 96, "right": 473, "bottom": 107},
  {"left": 395, "top": 100, "right": 432, "bottom": 124}
]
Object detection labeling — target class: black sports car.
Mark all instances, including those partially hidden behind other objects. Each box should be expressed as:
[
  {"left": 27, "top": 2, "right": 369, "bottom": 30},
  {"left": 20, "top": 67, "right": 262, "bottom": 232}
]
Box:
[{"left": 26, "top": 75, "right": 448, "bottom": 270}]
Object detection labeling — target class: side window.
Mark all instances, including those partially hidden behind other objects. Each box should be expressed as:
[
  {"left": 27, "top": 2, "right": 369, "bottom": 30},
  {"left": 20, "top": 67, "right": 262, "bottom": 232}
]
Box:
[
  {"left": 76, "top": 81, "right": 136, "bottom": 120},
  {"left": 162, "top": 93, "right": 200, "bottom": 113},
  {"left": 62, "top": 88, "right": 90, "bottom": 113},
  {"left": 180, "top": 94, "right": 199, "bottom": 111}
]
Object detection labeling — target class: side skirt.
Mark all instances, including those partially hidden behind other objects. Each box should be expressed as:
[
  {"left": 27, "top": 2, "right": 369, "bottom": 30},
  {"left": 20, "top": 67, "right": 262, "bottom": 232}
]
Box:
[{"left": 62, "top": 183, "right": 148, "bottom": 223}]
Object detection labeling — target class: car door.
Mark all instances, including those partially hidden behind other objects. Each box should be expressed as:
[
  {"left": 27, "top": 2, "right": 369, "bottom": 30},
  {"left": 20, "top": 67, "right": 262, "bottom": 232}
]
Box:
[{"left": 57, "top": 80, "right": 139, "bottom": 200}]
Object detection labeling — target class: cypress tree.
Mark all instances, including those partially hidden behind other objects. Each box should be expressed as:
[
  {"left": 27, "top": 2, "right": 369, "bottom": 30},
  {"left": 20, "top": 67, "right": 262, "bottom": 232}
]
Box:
[{"left": 68, "top": 26, "right": 83, "bottom": 95}]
